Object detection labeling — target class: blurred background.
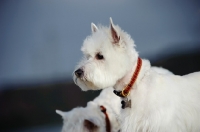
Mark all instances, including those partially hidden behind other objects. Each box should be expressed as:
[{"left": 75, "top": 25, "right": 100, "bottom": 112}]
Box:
[{"left": 0, "top": 0, "right": 200, "bottom": 131}]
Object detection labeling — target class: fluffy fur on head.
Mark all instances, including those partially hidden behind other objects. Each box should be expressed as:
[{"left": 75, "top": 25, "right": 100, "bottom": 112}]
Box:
[
  {"left": 56, "top": 87, "right": 121, "bottom": 132},
  {"left": 73, "top": 18, "right": 138, "bottom": 91},
  {"left": 74, "top": 18, "right": 200, "bottom": 132}
]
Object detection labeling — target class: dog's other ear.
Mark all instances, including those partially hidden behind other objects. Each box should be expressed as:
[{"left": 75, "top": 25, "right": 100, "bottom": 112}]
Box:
[
  {"left": 84, "top": 119, "right": 98, "bottom": 131},
  {"left": 91, "top": 23, "right": 98, "bottom": 33},
  {"left": 110, "top": 17, "right": 120, "bottom": 44}
]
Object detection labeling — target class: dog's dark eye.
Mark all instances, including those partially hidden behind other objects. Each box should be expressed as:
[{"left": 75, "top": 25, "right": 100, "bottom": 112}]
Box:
[{"left": 96, "top": 53, "right": 104, "bottom": 60}]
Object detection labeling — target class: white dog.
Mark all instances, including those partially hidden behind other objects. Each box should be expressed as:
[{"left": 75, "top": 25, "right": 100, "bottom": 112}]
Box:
[
  {"left": 56, "top": 87, "right": 121, "bottom": 132},
  {"left": 56, "top": 68, "right": 171, "bottom": 132},
  {"left": 73, "top": 18, "right": 200, "bottom": 132}
]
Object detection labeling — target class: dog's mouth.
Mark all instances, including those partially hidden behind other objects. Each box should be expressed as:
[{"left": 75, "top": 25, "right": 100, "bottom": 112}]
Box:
[
  {"left": 74, "top": 77, "right": 78, "bottom": 85},
  {"left": 74, "top": 75, "right": 84, "bottom": 85},
  {"left": 74, "top": 73, "right": 87, "bottom": 83},
  {"left": 74, "top": 74, "right": 99, "bottom": 90}
]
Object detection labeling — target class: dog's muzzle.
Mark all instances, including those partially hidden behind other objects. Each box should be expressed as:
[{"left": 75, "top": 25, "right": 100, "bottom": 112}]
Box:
[{"left": 75, "top": 68, "right": 84, "bottom": 78}]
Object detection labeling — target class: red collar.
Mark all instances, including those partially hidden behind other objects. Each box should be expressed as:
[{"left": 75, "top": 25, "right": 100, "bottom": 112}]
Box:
[
  {"left": 100, "top": 105, "right": 111, "bottom": 132},
  {"left": 114, "top": 57, "right": 142, "bottom": 98}
]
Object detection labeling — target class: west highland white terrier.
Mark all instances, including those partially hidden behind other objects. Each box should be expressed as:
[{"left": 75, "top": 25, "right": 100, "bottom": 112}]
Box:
[
  {"left": 56, "top": 87, "right": 121, "bottom": 132},
  {"left": 56, "top": 68, "right": 171, "bottom": 132},
  {"left": 73, "top": 18, "right": 200, "bottom": 132}
]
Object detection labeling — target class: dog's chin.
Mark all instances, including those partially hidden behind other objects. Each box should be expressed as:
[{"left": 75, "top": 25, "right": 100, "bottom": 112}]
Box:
[{"left": 75, "top": 78, "right": 100, "bottom": 91}]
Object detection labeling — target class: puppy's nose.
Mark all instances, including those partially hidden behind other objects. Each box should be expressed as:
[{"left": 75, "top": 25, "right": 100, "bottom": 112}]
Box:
[{"left": 75, "top": 69, "right": 84, "bottom": 78}]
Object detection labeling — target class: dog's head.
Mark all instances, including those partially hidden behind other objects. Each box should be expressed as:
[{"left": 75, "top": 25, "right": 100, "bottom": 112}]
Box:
[
  {"left": 73, "top": 18, "right": 138, "bottom": 91},
  {"left": 56, "top": 104, "right": 108, "bottom": 132}
]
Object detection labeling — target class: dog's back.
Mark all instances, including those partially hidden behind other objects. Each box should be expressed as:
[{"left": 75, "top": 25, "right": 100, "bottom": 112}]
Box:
[
  {"left": 183, "top": 71, "right": 200, "bottom": 84},
  {"left": 125, "top": 69, "right": 200, "bottom": 132}
]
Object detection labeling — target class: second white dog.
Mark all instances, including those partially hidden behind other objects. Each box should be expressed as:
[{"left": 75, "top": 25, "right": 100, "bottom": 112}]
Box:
[
  {"left": 73, "top": 18, "right": 200, "bottom": 132},
  {"left": 56, "top": 87, "right": 121, "bottom": 132}
]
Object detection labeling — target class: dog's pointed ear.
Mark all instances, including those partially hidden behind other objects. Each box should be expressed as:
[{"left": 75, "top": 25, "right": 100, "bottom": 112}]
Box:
[
  {"left": 56, "top": 110, "right": 66, "bottom": 117},
  {"left": 110, "top": 17, "right": 120, "bottom": 44},
  {"left": 84, "top": 119, "right": 98, "bottom": 131},
  {"left": 91, "top": 23, "right": 98, "bottom": 33}
]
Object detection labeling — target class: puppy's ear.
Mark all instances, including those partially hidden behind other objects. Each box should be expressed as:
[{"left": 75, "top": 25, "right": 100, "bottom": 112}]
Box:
[
  {"left": 91, "top": 23, "right": 98, "bottom": 33},
  {"left": 84, "top": 119, "right": 98, "bottom": 131},
  {"left": 56, "top": 110, "right": 65, "bottom": 117},
  {"left": 110, "top": 17, "right": 120, "bottom": 44}
]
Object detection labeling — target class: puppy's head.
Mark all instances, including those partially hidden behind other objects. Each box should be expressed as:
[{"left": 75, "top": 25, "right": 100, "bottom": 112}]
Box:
[
  {"left": 56, "top": 104, "right": 106, "bottom": 132},
  {"left": 73, "top": 18, "right": 138, "bottom": 91}
]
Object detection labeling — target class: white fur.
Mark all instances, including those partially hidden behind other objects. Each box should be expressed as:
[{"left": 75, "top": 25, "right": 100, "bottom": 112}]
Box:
[
  {"left": 56, "top": 87, "right": 121, "bottom": 132},
  {"left": 73, "top": 18, "right": 200, "bottom": 132},
  {"left": 57, "top": 69, "right": 169, "bottom": 132},
  {"left": 151, "top": 66, "right": 173, "bottom": 75}
]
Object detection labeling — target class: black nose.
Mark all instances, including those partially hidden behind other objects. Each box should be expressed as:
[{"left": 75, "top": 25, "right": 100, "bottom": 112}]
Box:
[{"left": 75, "top": 69, "right": 84, "bottom": 78}]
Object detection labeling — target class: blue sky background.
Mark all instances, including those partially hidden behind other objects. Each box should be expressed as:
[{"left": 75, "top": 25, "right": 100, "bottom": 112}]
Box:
[{"left": 0, "top": 0, "right": 200, "bottom": 88}]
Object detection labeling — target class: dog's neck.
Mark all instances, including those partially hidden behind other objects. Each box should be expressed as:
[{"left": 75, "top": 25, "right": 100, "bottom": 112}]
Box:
[
  {"left": 114, "top": 57, "right": 138, "bottom": 91},
  {"left": 114, "top": 58, "right": 151, "bottom": 96}
]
